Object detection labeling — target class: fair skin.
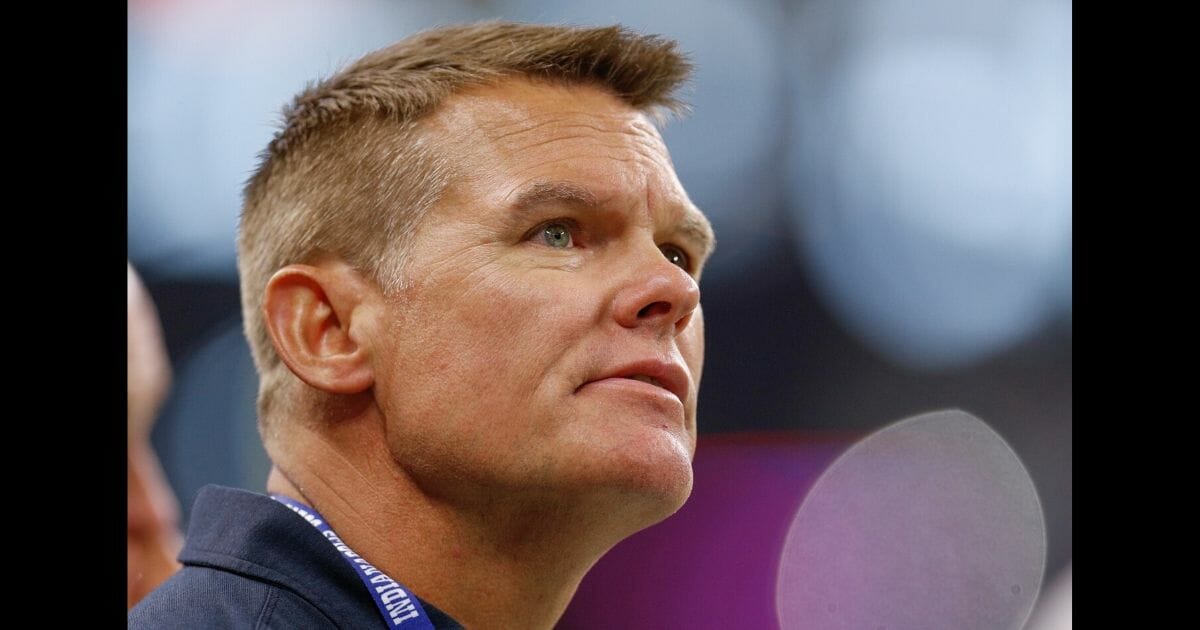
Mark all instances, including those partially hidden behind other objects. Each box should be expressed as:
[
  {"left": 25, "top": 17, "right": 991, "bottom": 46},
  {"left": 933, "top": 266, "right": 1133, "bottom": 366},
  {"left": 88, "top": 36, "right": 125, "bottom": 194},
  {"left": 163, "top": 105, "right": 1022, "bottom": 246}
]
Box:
[{"left": 262, "top": 78, "right": 714, "bottom": 629}]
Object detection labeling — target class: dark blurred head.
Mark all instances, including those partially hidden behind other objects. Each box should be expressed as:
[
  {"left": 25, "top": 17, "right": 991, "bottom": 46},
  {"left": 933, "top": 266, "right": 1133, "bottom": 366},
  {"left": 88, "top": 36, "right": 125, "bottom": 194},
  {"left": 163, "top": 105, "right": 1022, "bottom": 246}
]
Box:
[{"left": 127, "top": 263, "right": 182, "bottom": 608}]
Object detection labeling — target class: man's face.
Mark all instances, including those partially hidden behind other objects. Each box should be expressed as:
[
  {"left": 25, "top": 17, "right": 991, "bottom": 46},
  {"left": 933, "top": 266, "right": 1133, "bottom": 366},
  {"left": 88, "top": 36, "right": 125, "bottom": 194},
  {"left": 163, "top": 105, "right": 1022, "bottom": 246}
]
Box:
[{"left": 365, "top": 79, "right": 714, "bottom": 518}]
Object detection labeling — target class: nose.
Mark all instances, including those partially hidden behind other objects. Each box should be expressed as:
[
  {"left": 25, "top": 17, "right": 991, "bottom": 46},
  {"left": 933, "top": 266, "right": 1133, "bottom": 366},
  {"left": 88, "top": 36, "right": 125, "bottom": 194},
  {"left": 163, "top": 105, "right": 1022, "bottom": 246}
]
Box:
[{"left": 612, "top": 248, "right": 700, "bottom": 337}]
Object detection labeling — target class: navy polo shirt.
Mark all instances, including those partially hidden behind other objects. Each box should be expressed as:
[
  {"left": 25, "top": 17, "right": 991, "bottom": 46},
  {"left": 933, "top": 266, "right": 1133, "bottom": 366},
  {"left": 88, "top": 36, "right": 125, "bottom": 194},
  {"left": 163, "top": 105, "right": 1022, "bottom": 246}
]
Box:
[{"left": 130, "top": 485, "right": 464, "bottom": 629}]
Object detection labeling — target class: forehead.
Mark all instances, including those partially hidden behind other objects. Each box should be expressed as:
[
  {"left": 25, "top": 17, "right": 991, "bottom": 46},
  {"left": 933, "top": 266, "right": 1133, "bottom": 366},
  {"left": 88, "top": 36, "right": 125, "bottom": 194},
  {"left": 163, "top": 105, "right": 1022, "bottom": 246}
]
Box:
[{"left": 423, "top": 78, "right": 695, "bottom": 216}]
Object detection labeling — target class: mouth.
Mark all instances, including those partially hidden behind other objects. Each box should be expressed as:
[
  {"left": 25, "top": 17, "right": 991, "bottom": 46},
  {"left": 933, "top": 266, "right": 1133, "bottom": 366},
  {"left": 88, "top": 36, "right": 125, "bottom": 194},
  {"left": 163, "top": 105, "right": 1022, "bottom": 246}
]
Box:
[
  {"left": 579, "top": 359, "right": 690, "bottom": 405},
  {"left": 627, "top": 374, "right": 666, "bottom": 389}
]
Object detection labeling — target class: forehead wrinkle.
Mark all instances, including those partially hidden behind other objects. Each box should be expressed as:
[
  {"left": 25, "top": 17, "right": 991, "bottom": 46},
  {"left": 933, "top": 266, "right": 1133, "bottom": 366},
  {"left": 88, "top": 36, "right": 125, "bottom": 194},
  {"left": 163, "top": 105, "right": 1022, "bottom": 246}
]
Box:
[
  {"left": 508, "top": 148, "right": 672, "bottom": 179},
  {"left": 504, "top": 147, "right": 670, "bottom": 183},
  {"left": 503, "top": 130, "right": 675, "bottom": 182},
  {"left": 484, "top": 111, "right": 636, "bottom": 142},
  {"left": 504, "top": 133, "right": 654, "bottom": 157},
  {"left": 499, "top": 122, "right": 667, "bottom": 157},
  {"left": 433, "top": 81, "right": 700, "bottom": 239}
]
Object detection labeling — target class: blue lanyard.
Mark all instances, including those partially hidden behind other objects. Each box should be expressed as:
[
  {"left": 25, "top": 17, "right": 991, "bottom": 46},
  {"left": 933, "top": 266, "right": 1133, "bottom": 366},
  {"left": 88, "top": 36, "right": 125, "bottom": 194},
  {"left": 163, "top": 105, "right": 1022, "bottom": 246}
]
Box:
[{"left": 271, "top": 494, "right": 436, "bottom": 629}]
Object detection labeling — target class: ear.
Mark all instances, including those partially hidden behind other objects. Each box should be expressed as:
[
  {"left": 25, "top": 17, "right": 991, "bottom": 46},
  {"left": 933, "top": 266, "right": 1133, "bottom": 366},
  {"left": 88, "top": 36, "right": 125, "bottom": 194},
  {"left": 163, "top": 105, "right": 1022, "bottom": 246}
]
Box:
[{"left": 262, "top": 261, "right": 377, "bottom": 394}]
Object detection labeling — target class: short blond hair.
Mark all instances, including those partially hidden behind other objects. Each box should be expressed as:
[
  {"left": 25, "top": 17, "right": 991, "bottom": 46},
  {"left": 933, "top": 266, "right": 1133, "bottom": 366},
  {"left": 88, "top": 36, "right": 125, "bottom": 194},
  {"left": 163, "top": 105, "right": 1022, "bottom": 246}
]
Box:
[{"left": 237, "top": 21, "right": 693, "bottom": 437}]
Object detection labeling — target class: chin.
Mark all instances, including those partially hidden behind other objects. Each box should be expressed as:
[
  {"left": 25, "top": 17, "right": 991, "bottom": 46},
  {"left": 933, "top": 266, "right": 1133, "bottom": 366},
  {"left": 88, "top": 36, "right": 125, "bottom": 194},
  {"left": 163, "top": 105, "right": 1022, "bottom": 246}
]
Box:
[
  {"left": 564, "top": 422, "right": 696, "bottom": 531},
  {"left": 632, "top": 457, "right": 694, "bottom": 527}
]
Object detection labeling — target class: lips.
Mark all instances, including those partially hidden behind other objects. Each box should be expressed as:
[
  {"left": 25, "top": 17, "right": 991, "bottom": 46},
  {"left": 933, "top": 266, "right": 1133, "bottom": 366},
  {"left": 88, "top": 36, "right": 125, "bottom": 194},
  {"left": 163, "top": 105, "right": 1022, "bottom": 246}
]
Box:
[
  {"left": 628, "top": 374, "right": 664, "bottom": 388},
  {"left": 582, "top": 359, "right": 690, "bottom": 404}
]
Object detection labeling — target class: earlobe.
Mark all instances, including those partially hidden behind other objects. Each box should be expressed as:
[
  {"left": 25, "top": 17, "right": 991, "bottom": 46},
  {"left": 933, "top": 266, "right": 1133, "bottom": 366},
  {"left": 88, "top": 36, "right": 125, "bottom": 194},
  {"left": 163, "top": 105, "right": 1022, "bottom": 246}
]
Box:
[{"left": 263, "top": 262, "right": 376, "bottom": 395}]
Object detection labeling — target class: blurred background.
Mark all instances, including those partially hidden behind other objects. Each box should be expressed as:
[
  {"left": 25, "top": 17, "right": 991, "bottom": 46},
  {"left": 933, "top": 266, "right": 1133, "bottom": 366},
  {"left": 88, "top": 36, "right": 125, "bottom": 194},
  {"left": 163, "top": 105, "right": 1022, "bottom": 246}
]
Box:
[{"left": 128, "top": 0, "right": 1071, "bottom": 622}]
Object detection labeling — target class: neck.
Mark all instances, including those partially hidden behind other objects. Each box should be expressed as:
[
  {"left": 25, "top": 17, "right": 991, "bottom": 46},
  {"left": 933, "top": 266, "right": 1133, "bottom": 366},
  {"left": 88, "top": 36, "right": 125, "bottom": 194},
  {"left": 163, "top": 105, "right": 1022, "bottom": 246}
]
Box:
[{"left": 266, "top": 418, "right": 650, "bottom": 630}]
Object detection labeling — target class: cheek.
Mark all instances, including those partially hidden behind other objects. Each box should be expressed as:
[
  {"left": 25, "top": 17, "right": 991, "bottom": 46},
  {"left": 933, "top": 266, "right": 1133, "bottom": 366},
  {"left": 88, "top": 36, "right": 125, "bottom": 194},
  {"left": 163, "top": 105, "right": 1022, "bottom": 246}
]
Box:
[
  {"left": 377, "top": 270, "right": 591, "bottom": 424},
  {"left": 375, "top": 271, "right": 602, "bottom": 487},
  {"left": 451, "top": 274, "right": 584, "bottom": 370}
]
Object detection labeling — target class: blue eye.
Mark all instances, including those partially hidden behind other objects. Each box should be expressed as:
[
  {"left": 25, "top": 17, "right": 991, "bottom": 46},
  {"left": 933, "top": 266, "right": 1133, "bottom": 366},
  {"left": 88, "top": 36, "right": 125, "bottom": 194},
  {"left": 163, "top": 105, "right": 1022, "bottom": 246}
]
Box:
[
  {"left": 660, "top": 244, "right": 690, "bottom": 271},
  {"left": 542, "top": 223, "right": 573, "bottom": 248}
]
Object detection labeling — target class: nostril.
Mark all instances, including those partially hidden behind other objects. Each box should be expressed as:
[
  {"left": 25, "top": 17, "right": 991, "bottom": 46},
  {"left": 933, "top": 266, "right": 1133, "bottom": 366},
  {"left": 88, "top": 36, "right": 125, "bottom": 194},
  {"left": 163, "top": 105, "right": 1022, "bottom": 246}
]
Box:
[
  {"left": 674, "top": 310, "right": 693, "bottom": 333},
  {"left": 637, "top": 301, "right": 672, "bottom": 319}
]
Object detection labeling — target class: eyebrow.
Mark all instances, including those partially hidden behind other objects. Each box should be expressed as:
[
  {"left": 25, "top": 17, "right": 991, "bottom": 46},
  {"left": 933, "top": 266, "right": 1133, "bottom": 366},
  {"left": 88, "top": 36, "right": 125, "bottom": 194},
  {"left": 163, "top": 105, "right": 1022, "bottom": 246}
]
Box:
[
  {"left": 508, "top": 180, "right": 716, "bottom": 261},
  {"left": 677, "top": 212, "right": 717, "bottom": 262},
  {"left": 509, "top": 181, "right": 599, "bottom": 210}
]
